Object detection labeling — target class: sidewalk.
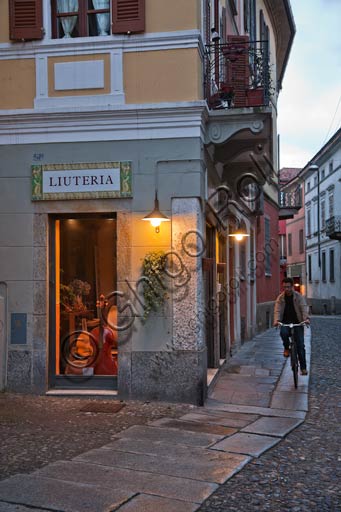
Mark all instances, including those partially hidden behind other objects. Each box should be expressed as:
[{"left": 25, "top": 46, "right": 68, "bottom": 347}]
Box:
[{"left": 0, "top": 327, "right": 311, "bottom": 512}]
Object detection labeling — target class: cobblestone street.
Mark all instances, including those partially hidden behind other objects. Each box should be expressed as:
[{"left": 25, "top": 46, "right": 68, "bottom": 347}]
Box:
[{"left": 199, "top": 317, "right": 341, "bottom": 512}]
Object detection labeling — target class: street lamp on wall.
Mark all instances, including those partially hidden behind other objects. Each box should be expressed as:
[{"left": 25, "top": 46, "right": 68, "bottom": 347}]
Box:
[
  {"left": 228, "top": 218, "right": 250, "bottom": 241},
  {"left": 142, "top": 191, "right": 170, "bottom": 233}
]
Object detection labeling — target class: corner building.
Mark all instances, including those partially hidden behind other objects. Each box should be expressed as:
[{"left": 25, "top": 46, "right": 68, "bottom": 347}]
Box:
[{"left": 0, "top": 0, "right": 294, "bottom": 403}]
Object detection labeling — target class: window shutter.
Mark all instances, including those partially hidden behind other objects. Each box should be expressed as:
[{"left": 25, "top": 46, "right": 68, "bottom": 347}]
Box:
[
  {"left": 112, "top": 0, "right": 145, "bottom": 34},
  {"left": 9, "top": 0, "right": 43, "bottom": 40}
]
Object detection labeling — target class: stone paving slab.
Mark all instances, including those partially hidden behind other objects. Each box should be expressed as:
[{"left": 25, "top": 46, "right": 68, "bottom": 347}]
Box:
[
  {"left": 179, "top": 411, "right": 258, "bottom": 429},
  {"left": 113, "top": 425, "right": 224, "bottom": 447},
  {"left": 34, "top": 461, "right": 218, "bottom": 504},
  {"left": 205, "top": 399, "right": 306, "bottom": 419},
  {"left": 240, "top": 416, "right": 304, "bottom": 437},
  {"left": 270, "top": 391, "right": 308, "bottom": 411},
  {"left": 0, "top": 504, "right": 51, "bottom": 512},
  {"left": 75, "top": 446, "right": 249, "bottom": 484},
  {"left": 148, "top": 418, "right": 237, "bottom": 437},
  {"left": 0, "top": 475, "right": 134, "bottom": 512},
  {"left": 104, "top": 437, "right": 250, "bottom": 466},
  {"left": 115, "top": 493, "right": 200, "bottom": 512},
  {"left": 210, "top": 432, "right": 281, "bottom": 458}
]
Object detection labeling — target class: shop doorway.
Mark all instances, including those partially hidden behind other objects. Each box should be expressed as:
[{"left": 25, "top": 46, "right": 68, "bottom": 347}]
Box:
[{"left": 49, "top": 214, "right": 118, "bottom": 390}]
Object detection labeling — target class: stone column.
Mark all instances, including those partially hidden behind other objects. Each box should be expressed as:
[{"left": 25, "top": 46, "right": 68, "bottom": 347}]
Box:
[{"left": 170, "top": 197, "right": 207, "bottom": 404}]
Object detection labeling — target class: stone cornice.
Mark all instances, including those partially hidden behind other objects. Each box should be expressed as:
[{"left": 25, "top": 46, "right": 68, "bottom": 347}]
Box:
[
  {"left": 0, "top": 102, "right": 209, "bottom": 145},
  {"left": 0, "top": 30, "right": 204, "bottom": 60}
]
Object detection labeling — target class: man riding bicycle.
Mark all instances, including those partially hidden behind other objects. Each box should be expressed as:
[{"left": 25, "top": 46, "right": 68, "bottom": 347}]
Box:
[{"left": 274, "top": 277, "right": 310, "bottom": 375}]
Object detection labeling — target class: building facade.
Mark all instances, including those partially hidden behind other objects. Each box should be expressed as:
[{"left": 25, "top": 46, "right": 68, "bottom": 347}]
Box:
[
  {"left": 0, "top": 0, "right": 294, "bottom": 403},
  {"left": 301, "top": 129, "right": 341, "bottom": 315}
]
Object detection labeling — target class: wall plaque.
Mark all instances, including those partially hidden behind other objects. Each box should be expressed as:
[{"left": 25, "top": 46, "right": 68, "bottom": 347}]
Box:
[{"left": 32, "top": 161, "right": 132, "bottom": 200}]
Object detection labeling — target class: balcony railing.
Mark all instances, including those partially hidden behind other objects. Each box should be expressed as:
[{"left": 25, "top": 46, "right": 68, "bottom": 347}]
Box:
[
  {"left": 204, "top": 37, "right": 272, "bottom": 110},
  {"left": 325, "top": 216, "right": 341, "bottom": 240},
  {"left": 279, "top": 188, "right": 302, "bottom": 210}
]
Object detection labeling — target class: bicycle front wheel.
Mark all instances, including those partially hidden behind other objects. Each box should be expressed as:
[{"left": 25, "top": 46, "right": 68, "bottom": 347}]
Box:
[{"left": 290, "top": 342, "right": 298, "bottom": 389}]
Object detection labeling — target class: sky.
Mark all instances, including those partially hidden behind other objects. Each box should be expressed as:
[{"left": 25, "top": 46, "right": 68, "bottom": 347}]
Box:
[{"left": 277, "top": 0, "right": 341, "bottom": 169}]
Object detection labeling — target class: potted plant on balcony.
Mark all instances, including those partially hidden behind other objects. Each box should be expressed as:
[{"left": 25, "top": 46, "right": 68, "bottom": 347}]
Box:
[{"left": 219, "top": 84, "right": 235, "bottom": 107}]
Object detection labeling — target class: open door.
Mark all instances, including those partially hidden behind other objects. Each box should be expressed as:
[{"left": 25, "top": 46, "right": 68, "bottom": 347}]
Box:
[{"left": 49, "top": 214, "right": 118, "bottom": 390}]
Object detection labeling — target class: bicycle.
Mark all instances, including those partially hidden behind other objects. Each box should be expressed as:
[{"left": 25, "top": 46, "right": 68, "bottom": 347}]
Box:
[{"left": 277, "top": 321, "right": 308, "bottom": 388}]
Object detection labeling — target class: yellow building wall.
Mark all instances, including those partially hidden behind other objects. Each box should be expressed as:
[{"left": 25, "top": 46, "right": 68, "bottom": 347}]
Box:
[
  {"left": 124, "top": 49, "right": 203, "bottom": 104},
  {"left": 146, "top": 0, "right": 201, "bottom": 32},
  {"left": 0, "top": 59, "right": 35, "bottom": 109},
  {"left": 0, "top": 2, "right": 10, "bottom": 43},
  {"left": 48, "top": 54, "right": 111, "bottom": 97}
]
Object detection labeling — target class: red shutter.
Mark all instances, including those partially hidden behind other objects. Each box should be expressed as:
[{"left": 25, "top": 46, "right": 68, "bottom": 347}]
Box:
[
  {"left": 9, "top": 0, "right": 43, "bottom": 41},
  {"left": 112, "top": 0, "right": 145, "bottom": 34},
  {"left": 224, "top": 35, "right": 250, "bottom": 108}
]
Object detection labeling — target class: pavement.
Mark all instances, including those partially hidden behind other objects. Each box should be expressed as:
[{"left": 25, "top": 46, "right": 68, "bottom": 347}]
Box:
[{"left": 0, "top": 327, "right": 311, "bottom": 512}]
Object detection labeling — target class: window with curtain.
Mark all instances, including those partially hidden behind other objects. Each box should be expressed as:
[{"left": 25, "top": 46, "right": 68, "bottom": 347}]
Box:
[{"left": 51, "top": 0, "right": 145, "bottom": 38}]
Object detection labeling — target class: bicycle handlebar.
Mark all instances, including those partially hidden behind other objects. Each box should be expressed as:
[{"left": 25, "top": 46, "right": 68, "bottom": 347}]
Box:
[{"left": 277, "top": 321, "right": 309, "bottom": 328}]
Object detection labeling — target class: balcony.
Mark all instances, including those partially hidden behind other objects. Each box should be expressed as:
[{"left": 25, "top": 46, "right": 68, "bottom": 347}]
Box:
[
  {"left": 278, "top": 188, "right": 302, "bottom": 220},
  {"left": 204, "top": 36, "right": 272, "bottom": 110},
  {"left": 325, "top": 216, "right": 341, "bottom": 240}
]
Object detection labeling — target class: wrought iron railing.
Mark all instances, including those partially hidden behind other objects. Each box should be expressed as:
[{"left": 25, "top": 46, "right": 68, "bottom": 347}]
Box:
[
  {"left": 204, "top": 38, "right": 272, "bottom": 110},
  {"left": 325, "top": 216, "right": 341, "bottom": 239},
  {"left": 279, "top": 188, "right": 302, "bottom": 210}
]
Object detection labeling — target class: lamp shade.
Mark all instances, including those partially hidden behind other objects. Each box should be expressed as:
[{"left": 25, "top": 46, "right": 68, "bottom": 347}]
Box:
[{"left": 142, "top": 192, "right": 170, "bottom": 232}]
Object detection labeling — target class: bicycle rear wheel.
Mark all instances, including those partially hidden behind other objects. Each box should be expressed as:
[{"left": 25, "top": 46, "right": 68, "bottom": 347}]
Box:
[{"left": 290, "top": 341, "right": 298, "bottom": 389}]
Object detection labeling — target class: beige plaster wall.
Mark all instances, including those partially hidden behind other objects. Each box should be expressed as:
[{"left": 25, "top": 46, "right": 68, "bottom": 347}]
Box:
[
  {"left": 124, "top": 48, "right": 203, "bottom": 104},
  {"left": 48, "top": 54, "right": 111, "bottom": 97},
  {"left": 0, "top": 59, "right": 35, "bottom": 109},
  {"left": 0, "top": 2, "right": 10, "bottom": 43},
  {"left": 146, "top": 0, "right": 201, "bottom": 32}
]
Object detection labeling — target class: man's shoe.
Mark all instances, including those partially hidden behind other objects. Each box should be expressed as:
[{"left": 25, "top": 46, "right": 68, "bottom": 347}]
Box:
[
  {"left": 283, "top": 349, "right": 290, "bottom": 357},
  {"left": 301, "top": 369, "right": 308, "bottom": 376}
]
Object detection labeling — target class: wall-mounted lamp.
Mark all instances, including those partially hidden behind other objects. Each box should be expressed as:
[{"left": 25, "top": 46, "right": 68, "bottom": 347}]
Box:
[
  {"left": 142, "top": 191, "right": 170, "bottom": 233},
  {"left": 228, "top": 219, "right": 250, "bottom": 241}
]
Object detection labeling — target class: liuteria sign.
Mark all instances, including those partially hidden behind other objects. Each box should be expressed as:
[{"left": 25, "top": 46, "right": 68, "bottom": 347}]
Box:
[{"left": 31, "top": 162, "right": 132, "bottom": 200}]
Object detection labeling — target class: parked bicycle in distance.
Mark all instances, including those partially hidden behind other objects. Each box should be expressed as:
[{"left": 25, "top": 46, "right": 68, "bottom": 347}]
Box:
[{"left": 277, "top": 321, "right": 309, "bottom": 388}]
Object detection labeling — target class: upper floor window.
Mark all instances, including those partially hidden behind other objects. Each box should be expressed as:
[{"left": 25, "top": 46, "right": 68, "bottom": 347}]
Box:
[
  {"left": 9, "top": 0, "right": 145, "bottom": 41},
  {"left": 52, "top": 1, "right": 111, "bottom": 38},
  {"left": 287, "top": 233, "right": 292, "bottom": 257},
  {"left": 307, "top": 181, "right": 311, "bottom": 192},
  {"left": 321, "top": 200, "right": 326, "bottom": 230},
  {"left": 313, "top": 175, "right": 318, "bottom": 187},
  {"left": 329, "top": 160, "right": 333, "bottom": 174},
  {"left": 329, "top": 193, "right": 334, "bottom": 219},
  {"left": 321, "top": 168, "right": 325, "bottom": 180},
  {"left": 299, "top": 229, "right": 304, "bottom": 254}
]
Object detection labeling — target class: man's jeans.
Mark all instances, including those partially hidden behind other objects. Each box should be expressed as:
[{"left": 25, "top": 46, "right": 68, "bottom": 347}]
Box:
[{"left": 280, "top": 325, "right": 307, "bottom": 370}]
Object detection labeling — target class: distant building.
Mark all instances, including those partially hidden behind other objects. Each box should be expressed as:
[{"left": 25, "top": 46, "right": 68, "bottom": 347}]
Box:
[
  {"left": 300, "top": 129, "right": 341, "bottom": 314},
  {"left": 278, "top": 168, "right": 301, "bottom": 283}
]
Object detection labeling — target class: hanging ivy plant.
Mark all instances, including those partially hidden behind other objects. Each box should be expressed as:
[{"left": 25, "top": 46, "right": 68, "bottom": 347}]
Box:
[{"left": 141, "top": 251, "right": 168, "bottom": 322}]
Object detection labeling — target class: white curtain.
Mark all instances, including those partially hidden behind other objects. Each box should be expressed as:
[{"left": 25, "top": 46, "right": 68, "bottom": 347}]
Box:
[
  {"left": 92, "top": 0, "right": 110, "bottom": 36},
  {"left": 57, "top": 0, "right": 78, "bottom": 38}
]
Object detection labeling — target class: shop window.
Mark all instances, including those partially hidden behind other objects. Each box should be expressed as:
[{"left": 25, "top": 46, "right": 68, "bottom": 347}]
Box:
[{"left": 51, "top": 215, "right": 118, "bottom": 388}]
